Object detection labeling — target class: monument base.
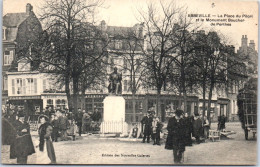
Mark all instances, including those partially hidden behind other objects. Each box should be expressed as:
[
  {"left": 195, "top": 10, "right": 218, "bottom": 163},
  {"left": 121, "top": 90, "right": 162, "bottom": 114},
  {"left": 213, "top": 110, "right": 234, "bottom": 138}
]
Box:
[{"left": 100, "top": 95, "right": 128, "bottom": 135}]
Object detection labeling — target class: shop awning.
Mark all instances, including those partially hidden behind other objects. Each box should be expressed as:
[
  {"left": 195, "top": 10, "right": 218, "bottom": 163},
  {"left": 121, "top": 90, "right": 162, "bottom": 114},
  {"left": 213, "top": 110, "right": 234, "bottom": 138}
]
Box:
[{"left": 8, "top": 96, "right": 41, "bottom": 100}]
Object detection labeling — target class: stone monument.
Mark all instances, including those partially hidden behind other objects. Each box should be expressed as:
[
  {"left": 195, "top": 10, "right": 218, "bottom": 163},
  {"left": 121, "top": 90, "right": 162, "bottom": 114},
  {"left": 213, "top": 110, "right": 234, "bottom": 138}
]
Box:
[{"left": 100, "top": 67, "right": 128, "bottom": 135}]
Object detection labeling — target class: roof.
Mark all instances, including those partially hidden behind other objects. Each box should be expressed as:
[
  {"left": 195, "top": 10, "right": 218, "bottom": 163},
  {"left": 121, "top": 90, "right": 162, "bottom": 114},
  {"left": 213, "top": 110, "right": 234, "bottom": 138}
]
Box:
[
  {"left": 106, "top": 26, "right": 133, "bottom": 37},
  {"left": 3, "top": 13, "right": 30, "bottom": 41},
  {"left": 3, "top": 13, "right": 28, "bottom": 27}
]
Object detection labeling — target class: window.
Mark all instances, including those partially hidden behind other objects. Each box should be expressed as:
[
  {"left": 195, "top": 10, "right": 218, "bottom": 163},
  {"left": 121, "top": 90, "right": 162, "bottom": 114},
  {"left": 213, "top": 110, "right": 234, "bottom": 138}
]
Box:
[
  {"left": 115, "top": 40, "right": 122, "bottom": 49},
  {"left": 43, "top": 78, "right": 54, "bottom": 92},
  {"left": 12, "top": 79, "right": 15, "bottom": 94},
  {"left": 16, "top": 79, "right": 23, "bottom": 94},
  {"left": 26, "top": 78, "right": 34, "bottom": 94},
  {"left": 47, "top": 99, "right": 54, "bottom": 108},
  {"left": 2, "top": 28, "right": 6, "bottom": 40},
  {"left": 3, "top": 76, "right": 7, "bottom": 90},
  {"left": 55, "top": 99, "right": 66, "bottom": 110},
  {"left": 3, "top": 50, "right": 13, "bottom": 65}
]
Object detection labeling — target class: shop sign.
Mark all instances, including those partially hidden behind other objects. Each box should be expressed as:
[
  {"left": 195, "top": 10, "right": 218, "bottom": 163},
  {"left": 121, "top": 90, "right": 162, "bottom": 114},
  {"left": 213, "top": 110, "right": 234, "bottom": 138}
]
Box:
[
  {"left": 42, "top": 95, "right": 66, "bottom": 99},
  {"left": 85, "top": 94, "right": 105, "bottom": 98},
  {"left": 9, "top": 96, "right": 41, "bottom": 100},
  {"left": 217, "top": 99, "right": 229, "bottom": 104}
]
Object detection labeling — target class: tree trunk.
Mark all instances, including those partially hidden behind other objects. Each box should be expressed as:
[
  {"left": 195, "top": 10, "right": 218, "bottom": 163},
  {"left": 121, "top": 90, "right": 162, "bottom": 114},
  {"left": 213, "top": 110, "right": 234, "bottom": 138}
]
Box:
[
  {"left": 202, "top": 80, "right": 207, "bottom": 124},
  {"left": 156, "top": 89, "right": 162, "bottom": 121},
  {"left": 65, "top": 75, "right": 72, "bottom": 112},
  {"left": 72, "top": 75, "right": 79, "bottom": 114},
  {"left": 132, "top": 94, "right": 136, "bottom": 122},
  {"left": 207, "top": 80, "right": 215, "bottom": 126}
]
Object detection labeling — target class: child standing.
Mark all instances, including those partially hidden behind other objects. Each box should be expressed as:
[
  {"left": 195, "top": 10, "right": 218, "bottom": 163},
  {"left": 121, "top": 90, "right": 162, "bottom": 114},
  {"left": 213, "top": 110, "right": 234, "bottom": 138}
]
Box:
[{"left": 152, "top": 117, "right": 163, "bottom": 145}]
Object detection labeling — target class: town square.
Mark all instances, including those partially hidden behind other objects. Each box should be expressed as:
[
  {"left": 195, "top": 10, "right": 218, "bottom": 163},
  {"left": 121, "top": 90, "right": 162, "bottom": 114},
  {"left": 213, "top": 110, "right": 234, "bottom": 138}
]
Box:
[{"left": 1, "top": 0, "right": 258, "bottom": 165}]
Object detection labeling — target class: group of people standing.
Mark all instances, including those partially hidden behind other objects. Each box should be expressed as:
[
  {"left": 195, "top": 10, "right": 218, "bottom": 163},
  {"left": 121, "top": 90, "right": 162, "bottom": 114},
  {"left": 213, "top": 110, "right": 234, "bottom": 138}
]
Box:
[
  {"left": 141, "top": 111, "right": 163, "bottom": 145},
  {"left": 43, "top": 107, "right": 102, "bottom": 141},
  {"left": 141, "top": 108, "right": 211, "bottom": 164},
  {"left": 2, "top": 109, "right": 56, "bottom": 164},
  {"left": 165, "top": 110, "right": 211, "bottom": 163},
  {"left": 2, "top": 105, "right": 102, "bottom": 164}
]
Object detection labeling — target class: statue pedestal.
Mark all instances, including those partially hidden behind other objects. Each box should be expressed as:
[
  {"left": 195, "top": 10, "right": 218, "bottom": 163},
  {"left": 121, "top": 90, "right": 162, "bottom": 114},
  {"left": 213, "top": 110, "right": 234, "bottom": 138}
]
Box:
[{"left": 100, "top": 96, "right": 128, "bottom": 135}]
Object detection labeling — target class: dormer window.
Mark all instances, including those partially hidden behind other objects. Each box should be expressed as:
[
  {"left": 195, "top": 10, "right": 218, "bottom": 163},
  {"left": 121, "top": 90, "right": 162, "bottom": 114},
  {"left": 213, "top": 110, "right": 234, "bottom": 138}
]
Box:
[
  {"left": 115, "top": 40, "right": 122, "bottom": 49},
  {"left": 2, "top": 27, "right": 7, "bottom": 40},
  {"left": 3, "top": 50, "right": 14, "bottom": 65}
]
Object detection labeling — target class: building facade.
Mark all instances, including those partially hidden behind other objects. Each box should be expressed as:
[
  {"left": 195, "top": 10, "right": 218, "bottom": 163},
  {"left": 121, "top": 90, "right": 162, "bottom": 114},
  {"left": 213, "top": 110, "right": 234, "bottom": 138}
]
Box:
[
  {"left": 4, "top": 14, "right": 254, "bottom": 123},
  {"left": 2, "top": 3, "right": 43, "bottom": 106}
]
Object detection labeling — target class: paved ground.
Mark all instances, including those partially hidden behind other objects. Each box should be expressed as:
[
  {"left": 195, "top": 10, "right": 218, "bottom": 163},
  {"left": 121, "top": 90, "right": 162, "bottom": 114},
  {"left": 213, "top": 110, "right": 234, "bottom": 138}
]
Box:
[{"left": 1, "top": 122, "right": 257, "bottom": 165}]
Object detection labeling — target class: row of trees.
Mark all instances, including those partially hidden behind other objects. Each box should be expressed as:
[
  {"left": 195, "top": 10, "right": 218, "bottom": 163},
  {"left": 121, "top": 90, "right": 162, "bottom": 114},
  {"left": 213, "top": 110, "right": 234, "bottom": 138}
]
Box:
[{"left": 19, "top": 0, "right": 247, "bottom": 123}]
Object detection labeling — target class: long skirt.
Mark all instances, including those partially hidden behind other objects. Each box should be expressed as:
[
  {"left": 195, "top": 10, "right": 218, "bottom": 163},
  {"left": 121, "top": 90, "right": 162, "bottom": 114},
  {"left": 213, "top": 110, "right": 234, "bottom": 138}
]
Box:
[{"left": 36, "top": 139, "right": 56, "bottom": 164}]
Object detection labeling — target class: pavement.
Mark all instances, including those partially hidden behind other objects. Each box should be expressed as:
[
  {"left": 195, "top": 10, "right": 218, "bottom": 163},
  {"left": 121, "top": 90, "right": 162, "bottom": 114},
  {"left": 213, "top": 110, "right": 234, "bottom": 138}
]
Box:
[{"left": 1, "top": 122, "right": 257, "bottom": 165}]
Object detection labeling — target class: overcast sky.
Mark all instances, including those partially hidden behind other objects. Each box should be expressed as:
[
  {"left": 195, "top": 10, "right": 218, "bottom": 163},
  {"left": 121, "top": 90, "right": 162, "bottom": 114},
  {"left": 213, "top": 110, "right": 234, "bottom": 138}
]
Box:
[{"left": 3, "top": 0, "right": 258, "bottom": 51}]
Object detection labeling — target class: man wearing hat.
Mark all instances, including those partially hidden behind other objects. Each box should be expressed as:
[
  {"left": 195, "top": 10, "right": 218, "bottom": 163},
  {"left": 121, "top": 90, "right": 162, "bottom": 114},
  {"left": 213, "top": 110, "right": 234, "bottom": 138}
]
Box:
[
  {"left": 141, "top": 110, "right": 153, "bottom": 143},
  {"left": 10, "top": 113, "right": 35, "bottom": 164},
  {"left": 165, "top": 109, "right": 186, "bottom": 163},
  {"left": 192, "top": 113, "right": 203, "bottom": 144}
]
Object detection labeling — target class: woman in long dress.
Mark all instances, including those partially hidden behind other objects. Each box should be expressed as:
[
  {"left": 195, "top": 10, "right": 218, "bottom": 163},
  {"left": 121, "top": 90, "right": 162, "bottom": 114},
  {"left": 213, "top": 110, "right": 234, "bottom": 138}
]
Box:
[{"left": 36, "top": 115, "right": 56, "bottom": 164}]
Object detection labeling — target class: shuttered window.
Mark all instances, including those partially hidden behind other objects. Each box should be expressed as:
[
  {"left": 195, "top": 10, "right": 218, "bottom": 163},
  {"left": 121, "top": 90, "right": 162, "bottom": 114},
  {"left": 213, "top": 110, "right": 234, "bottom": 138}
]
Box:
[
  {"left": 12, "top": 79, "right": 15, "bottom": 94},
  {"left": 34, "top": 78, "right": 37, "bottom": 93}
]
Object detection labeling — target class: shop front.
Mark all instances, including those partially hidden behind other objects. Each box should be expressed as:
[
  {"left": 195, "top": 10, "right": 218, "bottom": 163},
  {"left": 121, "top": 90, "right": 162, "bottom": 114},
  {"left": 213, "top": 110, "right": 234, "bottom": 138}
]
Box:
[
  {"left": 41, "top": 93, "right": 68, "bottom": 111},
  {"left": 8, "top": 95, "right": 43, "bottom": 121},
  {"left": 144, "top": 94, "right": 199, "bottom": 122}
]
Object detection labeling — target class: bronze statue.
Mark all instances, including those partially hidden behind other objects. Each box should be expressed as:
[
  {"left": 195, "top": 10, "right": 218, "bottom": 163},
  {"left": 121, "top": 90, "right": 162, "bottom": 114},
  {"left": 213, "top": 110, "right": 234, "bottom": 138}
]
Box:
[{"left": 108, "top": 67, "right": 122, "bottom": 95}]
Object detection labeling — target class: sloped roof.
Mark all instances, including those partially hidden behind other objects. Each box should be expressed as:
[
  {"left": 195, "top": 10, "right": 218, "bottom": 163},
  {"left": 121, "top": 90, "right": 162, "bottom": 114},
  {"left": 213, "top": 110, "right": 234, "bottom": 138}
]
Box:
[
  {"left": 3, "top": 13, "right": 28, "bottom": 27},
  {"left": 106, "top": 26, "right": 133, "bottom": 37},
  {"left": 3, "top": 13, "right": 29, "bottom": 42}
]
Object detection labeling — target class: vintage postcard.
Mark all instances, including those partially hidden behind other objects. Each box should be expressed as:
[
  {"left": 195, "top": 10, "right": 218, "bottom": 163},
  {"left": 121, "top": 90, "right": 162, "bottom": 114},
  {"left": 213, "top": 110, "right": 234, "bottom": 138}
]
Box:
[{"left": 1, "top": 0, "right": 258, "bottom": 165}]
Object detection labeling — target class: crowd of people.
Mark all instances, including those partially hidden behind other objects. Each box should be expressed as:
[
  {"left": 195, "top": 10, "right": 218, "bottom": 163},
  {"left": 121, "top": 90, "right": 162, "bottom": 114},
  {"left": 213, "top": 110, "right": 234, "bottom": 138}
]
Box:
[
  {"left": 35, "top": 107, "right": 102, "bottom": 141},
  {"left": 140, "top": 109, "right": 213, "bottom": 163},
  {"left": 2, "top": 105, "right": 102, "bottom": 164},
  {"left": 2, "top": 103, "right": 227, "bottom": 164}
]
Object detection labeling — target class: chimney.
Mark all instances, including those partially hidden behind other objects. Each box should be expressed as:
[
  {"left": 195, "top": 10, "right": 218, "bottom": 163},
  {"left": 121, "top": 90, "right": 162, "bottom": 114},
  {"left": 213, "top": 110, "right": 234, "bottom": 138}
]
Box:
[
  {"left": 26, "top": 3, "right": 33, "bottom": 15},
  {"left": 249, "top": 40, "right": 255, "bottom": 50},
  {"left": 100, "top": 20, "right": 107, "bottom": 31},
  {"left": 241, "top": 34, "right": 248, "bottom": 49}
]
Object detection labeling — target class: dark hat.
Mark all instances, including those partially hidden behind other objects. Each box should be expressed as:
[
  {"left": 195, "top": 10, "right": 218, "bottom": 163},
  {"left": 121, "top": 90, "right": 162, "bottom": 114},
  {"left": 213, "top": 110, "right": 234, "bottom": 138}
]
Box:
[
  {"left": 194, "top": 113, "right": 199, "bottom": 116},
  {"left": 18, "top": 111, "right": 25, "bottom": 118},
  {"left": 39, "top": 114, "right": 49, "bottom": 121},
  {"left": 175, "top": 109, "right": 183, "bottom": 117}
]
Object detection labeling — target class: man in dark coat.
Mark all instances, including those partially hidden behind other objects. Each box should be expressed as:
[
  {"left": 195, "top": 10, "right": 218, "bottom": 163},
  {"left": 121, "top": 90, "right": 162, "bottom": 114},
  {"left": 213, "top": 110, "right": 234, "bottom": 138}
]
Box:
[
  {"left": 165, "top": 109, "right": 186, "bottom": 163},
  {"left": 57, "top": 111, "right": 69, "bottom": 141},
  {"left": 192, "top": 113, "right": 203, "bottom": 144},
  {"left": 51, "top": 115, "right": 59, "bottom": 142},
  {"left": 91, "top": 108, "right": 102, "bottom": 122},
  {"left": 218, "top": 114, "right": 226, "bottom": 131},
  {"left": 2, "top": 117, "right": 16, "bottom": 145},
  {"left": 141, "top": 112, "right": 153, "bottom": 143},
  {"left": 183, "top": 112, "right": 193, "bottom": 146},
  {"left": 10, "top": 114, "right": 35, "bottom": 164},
  {"left": 76, "top": 108, "right": 83, "bottom": 136}
]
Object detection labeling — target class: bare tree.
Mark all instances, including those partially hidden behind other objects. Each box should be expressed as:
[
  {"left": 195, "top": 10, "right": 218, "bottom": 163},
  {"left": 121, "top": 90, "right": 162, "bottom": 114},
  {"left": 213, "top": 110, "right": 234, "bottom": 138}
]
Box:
[
  {"left": 30, "top": 0, "right": 107, "bottom": 113},
  {"left": 137, "top": 1, "right": 199, "bottom": 120},
  {"left": 193, "top": 31, "right": 247, "bottom": 125}
]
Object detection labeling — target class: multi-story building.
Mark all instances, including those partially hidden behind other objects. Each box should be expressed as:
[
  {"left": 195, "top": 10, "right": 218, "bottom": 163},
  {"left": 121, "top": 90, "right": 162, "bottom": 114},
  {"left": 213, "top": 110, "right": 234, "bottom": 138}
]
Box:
[
  {"left": 2, "top": 3, "right": 43, "bottom": 106},
  {"left": 7, "top": 61, "right": 68, "bottom": 120}
]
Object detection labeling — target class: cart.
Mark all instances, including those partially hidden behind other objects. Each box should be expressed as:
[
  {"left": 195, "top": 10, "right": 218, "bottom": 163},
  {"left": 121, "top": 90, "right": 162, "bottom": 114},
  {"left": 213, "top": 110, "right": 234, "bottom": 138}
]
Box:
[{"left": 237, "top": 78, "right": 257, "bottom": 140}]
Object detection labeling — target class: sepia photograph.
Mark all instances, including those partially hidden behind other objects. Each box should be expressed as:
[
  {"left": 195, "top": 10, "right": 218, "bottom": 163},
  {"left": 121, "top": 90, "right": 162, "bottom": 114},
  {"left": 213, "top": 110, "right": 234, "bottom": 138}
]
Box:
[{"left": 1, "top": 0, "right": 258, "bottom": 165}]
